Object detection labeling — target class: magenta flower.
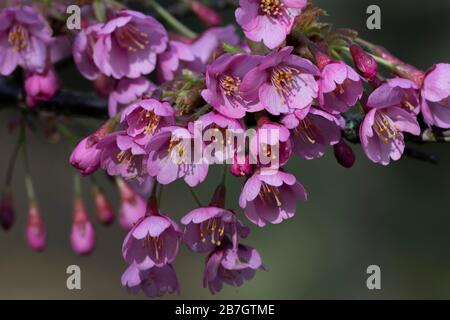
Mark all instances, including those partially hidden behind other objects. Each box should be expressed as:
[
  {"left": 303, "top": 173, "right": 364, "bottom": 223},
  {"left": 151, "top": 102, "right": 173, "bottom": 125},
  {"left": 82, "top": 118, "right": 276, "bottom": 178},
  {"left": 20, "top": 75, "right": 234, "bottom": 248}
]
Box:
[
  {"left": 201, "top": 53, "right": 263, "bottom": 119},
  {"left": 73, "top": 24, "right": 102, "bottom": 80},
  {"left": 333, "top": 139, "right": 356, "bottom": 168},
  {"left": 204, "top": 241, "right": 264, "bottom": 294},
  {"left": 70, "top": 199, "right": 96, "bottom": 256},
  {"left": 117, "top": 178, "right": 146, "bottom": 231},
  {"left": 181, "top": 185, "right": 250, "bottom": 253},
  {"left": 108, "top": 77, "right": 156, "bottom": 117},
  {"left": 367, "top": 78, "right": 420, "bottom": 115},
  {"left": 241, "top": 46, "right": 319, "bottom": 116},
  {"left": 24, "top": 67, "right": 60, "bottom": 106},
  {"left": 122, "top": 203, "right": 181, "bottom": 270},
  {"left": 350, "top": 44, "right": 378, "bottom": 79},
  {"left": 146, "top": 127, "right": 209, "bottom": 187},
  {"left": 121, "top": 264, "right": 179, "bottom": 297},
  {"left": 235, "top": 0, "right": 307, "bottom": 49},
  {"left": 239, "top": 169, "right": 307, "bottom": 227},
  {"left": 92, "top": 9, "right": 168, "bottom": 79},
  {"left": 230, "top": 153, "right": 253, "bottom": 177},
  {"left": 193, "top": 111, "right": 244, "bottom": 163},
  {"left": 0, "top": 189, "right": 14, "bottom": 231},
  {"left": 282, "top": 107, "right": 342, "bottom": 160},
  {"left": 0, "top": 6, "right": 53, "bottom": 75},
  {"left": 360, "top": 106, "right": 420, "bottom": 165},
  {"left": 420, "top": 63, "right": 450, "bottom": 128},
  {"left": 249, "top": 117, "right": 292, "bottom": 169},
  {"left": 157, "top": 40, "right": 195, "bottom": 82},
  {"left": 318, "top": 61, "right": 363, "bottom": 114},
  {"left": 70, "top": 136, "right": 101, "bottom": 176},
  {"left": 26, "top": 202, "right": 47, "bottom": 252},
  {"left": 98, "top": 131, "right": 147, "bottom": 180},
  {"left": 121, "top": 98, "right": 175, "bottom": 145}
]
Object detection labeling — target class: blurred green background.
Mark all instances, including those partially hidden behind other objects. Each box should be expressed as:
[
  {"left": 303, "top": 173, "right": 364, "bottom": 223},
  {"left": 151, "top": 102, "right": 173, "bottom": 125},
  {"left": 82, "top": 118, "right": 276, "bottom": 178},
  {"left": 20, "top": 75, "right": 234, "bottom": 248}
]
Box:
[{"left": 1, "top": 0, "right": 450, "bottom": 299}]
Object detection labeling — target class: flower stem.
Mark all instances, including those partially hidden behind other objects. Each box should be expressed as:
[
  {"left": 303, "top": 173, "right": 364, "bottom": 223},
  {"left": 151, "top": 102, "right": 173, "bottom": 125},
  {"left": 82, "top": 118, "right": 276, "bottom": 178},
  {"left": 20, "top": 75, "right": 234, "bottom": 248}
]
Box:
[
  {"left": 188, "top": 186, "right": 202, "bottom": 207},
  {"left": 145, "top": 0, "right": 197, "bottom": 38},
  {"left": 21, "top": 127, "right": 36, "bottom": 202},
  {"left": 73, "top": 174, "right": 82, "bottom": 199}
]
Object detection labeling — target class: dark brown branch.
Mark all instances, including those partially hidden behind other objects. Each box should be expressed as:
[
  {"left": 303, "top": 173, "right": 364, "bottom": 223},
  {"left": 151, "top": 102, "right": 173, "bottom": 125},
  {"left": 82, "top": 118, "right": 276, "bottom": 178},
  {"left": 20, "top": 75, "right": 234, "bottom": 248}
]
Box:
[{"left": 0, "top": 77, "right": 108, "bottom": 119}]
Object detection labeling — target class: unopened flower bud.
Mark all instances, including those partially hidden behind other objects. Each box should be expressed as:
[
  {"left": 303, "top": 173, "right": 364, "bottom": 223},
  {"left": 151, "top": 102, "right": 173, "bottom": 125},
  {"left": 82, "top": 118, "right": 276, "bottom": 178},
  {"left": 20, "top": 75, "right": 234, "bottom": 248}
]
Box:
[
  {"left": 230, "top": 154, "right": 253, "bottom": 177},
  {"left": 93, "top": 74, "right": 115, "bottom": 97},
  {"left": 333, "top": 139, "right": 356, "bottom": 168},
  {"left": 92, "top": 186, "right": 114, "bottom": 225},
  {"left": 350, "top": 44, "right": 377, "bottom": 79},
  {"left": 70, "top": 119, "right": 117, "bottom": 175},
  {"left": 24, "top": 68, "right": 60, "bottom": 107},
  {"left": 191, "top": 1, "right": 222, "bottom": 27},
  {"left": 26, "top": 201, "right": 47, "bottom": 252},
  {"left": 70, "top": 198, "right": 96, "bottom": 256},
  {"left": 117, "top": 178, "right": 146, "bottom": 231},
  {"left": 0, "top": 189, "right": 14, "bottom": 231}
]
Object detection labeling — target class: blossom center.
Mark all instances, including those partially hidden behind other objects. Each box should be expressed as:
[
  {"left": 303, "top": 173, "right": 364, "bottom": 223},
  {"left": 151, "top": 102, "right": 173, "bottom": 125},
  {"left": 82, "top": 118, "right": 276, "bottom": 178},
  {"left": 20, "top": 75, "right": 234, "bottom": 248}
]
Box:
[
  {"left": 259, "top": 183, "right": 282, "bottom": 207},
  {"left": 200, "top": 218, "right": 225, "bottom": 246},
  {"left": 140, "top": 110, "right": 160, "bottom": 135},
  {"left": 115, "top": 23, "right": 149, "bottom": 52},
  {"left": 271, "top": 66, "right": 300, "bottom": 97},
  {"left": 374, "top": 112, "right": 400, "bottom": 144},
  {"left": 143, "top": 235, "right": 164, "bottom": 261},
  {"left": 219, "top": 75, "right": 241, "bottom": 97},
  {"left": 8, "top": 25, "right": 28, "bottom": 52},
  {"left": 259, "top": 0, "right": 284, "bottom": 17},
  {"left": 295, "top": 118, "right": 318, "bottom": 144},
  {"left": 116, "top": 149, "right": 139, "bottom": 172}
]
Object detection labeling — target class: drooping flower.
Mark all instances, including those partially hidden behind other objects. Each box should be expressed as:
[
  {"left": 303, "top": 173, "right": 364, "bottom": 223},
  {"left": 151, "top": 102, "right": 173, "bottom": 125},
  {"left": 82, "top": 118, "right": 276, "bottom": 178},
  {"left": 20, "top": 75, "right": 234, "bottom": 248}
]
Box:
[
  {"left": 0, "top": 189, "right": 14, "bottom": 231},
  {"left": 116, "top": 177, "right": 146, "bottom": 231},
  {"left": 92, "top": 9, "right": 168, "bottom": 79},
  {"left": 120, "top": 98, "right": 175, "bottom": 145},
  {"left": 204, "top": 240, "right": 264, "bottom": 294},
  {"left": 235, "top": 0, "right": 307, "bottom": 49},
  {"left": 367, "top": 78, "right": 420, "bottom": 115},
  {"left": 360, "top": 105, "right": 420, "bottom": 165},
  {"left": 108, "top": 77, "right": 156, "bottom": 117},
  {"left": 230, "top": 153, "right": 253, "bottom": 177},
  {"left": 26, "top": 201, "right": 47, "bottom": 252},
  {"left": 92, "top": 186, "right": 115, "bottom": 225},
  {"left": 98, "top": 131, "right": 147, "bottom": 180},
  {"left": 318, "top": 60, "right": 363, "bottom": 114},
  {"left": 241, "top": 46, "right": 319, "bottom": 116},
  {"left": 201, "top": 53, "right": 264, "bottom": 119},
  {"left": 70, "top": 198, "right": 96, "bottom": 256},
  {"left": 0, "top": 6, "right": 53, "bottom": 75},
  {"left": 193, "top": 111, "right": 244, "bottom": 164},
  {"left": 420, "top": 63, "right": 450, "bottom": 128},
  {"left": 121, "top": 264, "right": 179, "bottom": 298},
  {"left": 122, "top": 198, "right": 181, "bottom": 270},
  {"left": 281, "top": 107, "right": 342, "bottom": 160},
  {"left": 249, "top": 116, "right": 292, "bottom": 169},
  {"left": 146, "top": 127, "right": 209, "bottom": 187},
  {"left": 239, "top": 169, "right": 307, "bottom": 227},
  {"left": 181, "top": 185, "right": 250, "bottom": 253},
  {"left": 24, "top": 67, "right": 60, "bottom": 106}
]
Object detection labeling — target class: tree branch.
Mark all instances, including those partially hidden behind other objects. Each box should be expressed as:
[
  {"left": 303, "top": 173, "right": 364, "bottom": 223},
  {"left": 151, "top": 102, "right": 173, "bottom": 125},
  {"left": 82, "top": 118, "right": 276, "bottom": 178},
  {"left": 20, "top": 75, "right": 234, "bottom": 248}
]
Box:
[{"left": 0, "top": 77, "right": 108, "bottom": 119}]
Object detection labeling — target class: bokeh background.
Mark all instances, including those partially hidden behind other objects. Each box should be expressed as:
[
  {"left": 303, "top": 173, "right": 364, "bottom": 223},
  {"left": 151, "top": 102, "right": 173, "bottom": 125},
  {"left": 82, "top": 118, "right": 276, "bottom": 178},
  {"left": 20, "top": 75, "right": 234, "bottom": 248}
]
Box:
[{"left": 1, "top": 0, "right": 450, "bottom": 299}]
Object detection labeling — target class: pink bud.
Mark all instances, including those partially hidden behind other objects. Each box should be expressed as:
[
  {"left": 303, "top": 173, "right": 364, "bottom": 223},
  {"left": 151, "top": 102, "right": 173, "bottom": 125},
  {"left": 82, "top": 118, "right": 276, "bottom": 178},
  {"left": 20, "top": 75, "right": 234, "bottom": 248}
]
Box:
[
  {"left": 24, "top": 68, "right": 60, "bottom": 106},
  {"left": 350, "top": 44, "right": 377, "bottom": 79},
  {"left": 26, "top": 202, "right": 47, "bottom": 252},
  {"left": 313, "top": 50, "right": 333, "bottom": 70},
  {"left": 117, "top": 179, "right": 146, "bottom": 231},
  {"left": 0, "top": 189, "right": 14, "bottom": 231},
  {"left": 70, "top": 198, "right": 96, "bottom": 256},
  {"left": 93, "top": 186, "right": 115, "bottom": 225},
  {"left": 191, "top": 1, "right": 222, "bottom": 27},
  {"left": 230, "top": 154, "right": 253, "bottom": 177},
  {"left": 70, "top": 137, "right": 101, "bottom": 176},
  {"left": 333, "top": 139, "right": 356, "bottom": 168}
]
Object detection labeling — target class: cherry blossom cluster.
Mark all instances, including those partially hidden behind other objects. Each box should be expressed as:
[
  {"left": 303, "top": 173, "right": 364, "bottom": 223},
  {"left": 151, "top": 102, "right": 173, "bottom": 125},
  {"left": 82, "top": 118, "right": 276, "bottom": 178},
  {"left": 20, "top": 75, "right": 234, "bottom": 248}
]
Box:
[{"left": 0, "top": 0, "right": 449, "bottom": 298}]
